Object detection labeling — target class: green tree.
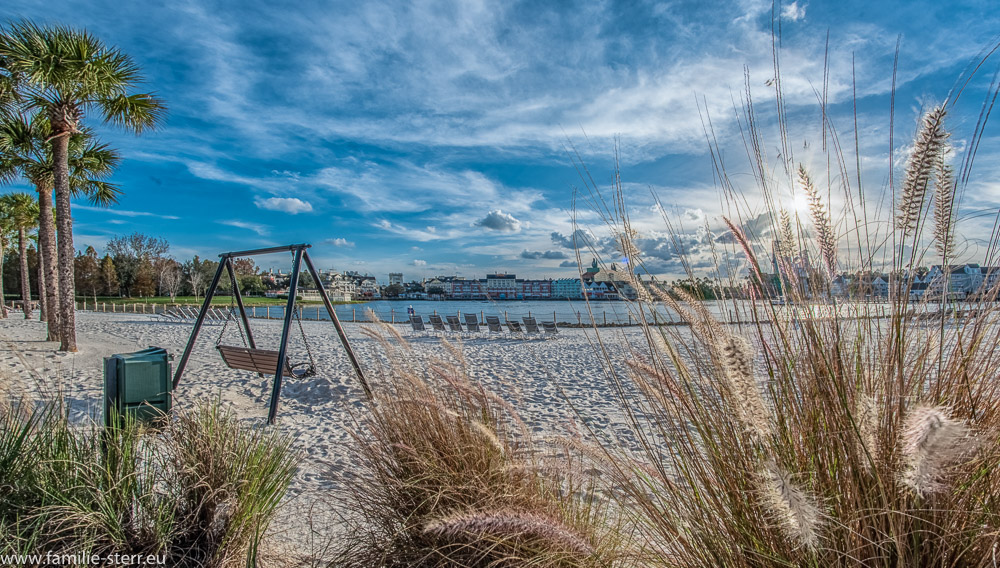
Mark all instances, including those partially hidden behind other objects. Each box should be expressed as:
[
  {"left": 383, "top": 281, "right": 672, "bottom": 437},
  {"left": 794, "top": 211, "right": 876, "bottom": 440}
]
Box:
[
  {"left": 105, "top": 233, "right": 168, "bottom": 297},
  {"left": 383, "top": 283, "right": 403, "bottom": 298},
  {"left": 183, "top": 256, "right": 217, "bottom": 298},
  {"left": 74, "top": 246, "right": 101, "bottom": 301},
  {"left": 0, "top": 192, "right": 38, "bottom": 318},
  {"left": 0, "top": 21, "right": 166, "bottom": 351},
  {"left": 0, "top": 112, "right": 121, "bottom": 340},
  {"left": 99, "top": 254, "right": 118, "bottom": 297}
]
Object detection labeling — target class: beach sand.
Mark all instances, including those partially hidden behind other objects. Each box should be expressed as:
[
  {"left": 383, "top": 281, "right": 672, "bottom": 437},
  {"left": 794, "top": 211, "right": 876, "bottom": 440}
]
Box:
[{"left": 0, "top": 310, "right": 643, "bottom": 561}]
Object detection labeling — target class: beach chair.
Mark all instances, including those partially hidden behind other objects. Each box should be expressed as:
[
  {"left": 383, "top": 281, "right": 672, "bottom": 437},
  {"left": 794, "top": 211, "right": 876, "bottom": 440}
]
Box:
[
  {"left": 446, "top": 315, "right": 464, "bottom": 333},
  {"left": 485, "top": 315, "right": 504, "bottom": 338},
  {"left": 522, "top": 316, "right": 541, "bottom": 336},
  {"left": 506, "top": 320, "right": 524, "bottom": 337},
  {"left": 542, "top": 321, "right": 560, "bottom": 338},
  {"left": 464, "top": 313, "right": 481, "bottom": 335},
  {"left": 409, "top": 314, "right": 427, "bottom": 334},
  {"left": 428, "top": 314, "right": 447, "bottom": 333}
]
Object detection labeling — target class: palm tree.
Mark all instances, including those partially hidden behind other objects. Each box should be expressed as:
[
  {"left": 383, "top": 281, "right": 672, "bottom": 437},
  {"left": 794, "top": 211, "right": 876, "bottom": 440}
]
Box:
[
  {"left": 0, "top": 21, "right": 164, "bottom": 351},
  {"left": 0, "top": 200, "right": 14, "bottom": 318},
  {"left": 0, "top": 113, "right": 121, "bottom": 340},
  {"left": 0, "top": 192, "right": 37, "bottom": 318}
]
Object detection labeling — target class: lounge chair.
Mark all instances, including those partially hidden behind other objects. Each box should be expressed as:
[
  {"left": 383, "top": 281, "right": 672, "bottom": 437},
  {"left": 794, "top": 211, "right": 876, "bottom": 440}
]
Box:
[
  {"left": 428, "top": 314, "right": 447, "bottom": 333},
  {"left": 485, "top": 315, "right": 504, "bottom": 338},
  {"left": 542, "top": 321, "right": 560, "bottom": 337},
  {"left": 409, "top": 314, "right": 426, "bottom": 333},
  {"left": 446, "top": 315, "right": 464, "bottom": 333},
  {"left": 522, "top": 316, "right": 541, "bottom": 335},
  {"left": 506, "top": 320, "right": 523, "bottom": 335},
  {"left": 464, "top": 313, "right": 481, "bottom": 334}
]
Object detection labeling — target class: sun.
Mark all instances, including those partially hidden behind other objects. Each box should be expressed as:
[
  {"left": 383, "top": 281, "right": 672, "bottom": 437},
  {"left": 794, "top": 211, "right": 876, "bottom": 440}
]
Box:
[{"left": 791, "top": 193, "right": 811, "bottom": 216}]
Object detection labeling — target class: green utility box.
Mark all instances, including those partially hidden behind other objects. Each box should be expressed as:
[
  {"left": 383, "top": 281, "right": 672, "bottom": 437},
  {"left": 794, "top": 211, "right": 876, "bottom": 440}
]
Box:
[{"left": 104, "top": 347, "right": 173, "bottom": 427}]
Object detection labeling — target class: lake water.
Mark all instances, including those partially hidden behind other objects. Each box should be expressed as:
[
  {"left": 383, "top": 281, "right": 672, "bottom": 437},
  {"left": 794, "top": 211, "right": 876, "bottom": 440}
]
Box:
[{"left": 243, "top": 299, "right": 750, "bottom": 325}]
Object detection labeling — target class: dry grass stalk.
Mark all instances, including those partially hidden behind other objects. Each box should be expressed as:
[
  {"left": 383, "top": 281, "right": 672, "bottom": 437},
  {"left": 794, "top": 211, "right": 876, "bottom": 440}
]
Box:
[
  {"left": 422, "top": 510, "right": 597, "bottom": 557},
  {"left": 778, "top": 208, "right": 797, "bottom": 259},
  {"left": 933, "top": 160, "right": 956, "bottom": 259},
  {"left": 854, "top": 394, "right": 879, "bottom": 469},
  {"left": 759, "top": 462, "right": 823, "bottom": 551},
  {"left": 723, "top": 216, "right": 763, "bottom": 283},
  {"left": 899, "top": 405, "right": 975, "bottom": 497},
  {"left": 719, "top": 335, "right": 772, "bottom": 441},
  {"left": 896, "top": 106, "right": 949, "bottom": 235},
  {"left": 798, "top": 165, "right": 837, "bottom": 277}
]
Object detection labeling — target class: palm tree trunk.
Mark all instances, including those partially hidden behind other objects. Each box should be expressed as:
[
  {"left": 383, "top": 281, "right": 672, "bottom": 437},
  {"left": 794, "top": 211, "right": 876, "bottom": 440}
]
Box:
[
  {"left": 0, "top": 243, "right": 7, "bottom": 318},
  {"left": 18, "top": 228, "right": 30, "bottom": 319},
  {"left": 37, "top": 250, "right": 46, "bottom": 322},
  {"left": 37, "top": 183, "right": 59, "bottom": 341},
  {"left": 51, "top": 133, "right": 76, "bottom": 352}
]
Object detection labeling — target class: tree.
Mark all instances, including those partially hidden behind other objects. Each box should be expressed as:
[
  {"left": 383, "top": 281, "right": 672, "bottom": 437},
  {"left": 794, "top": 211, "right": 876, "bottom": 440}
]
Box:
[
  {"left": 0, "top": 192, "right": 37, "bottom": 318},
  {"left": 105, "top": 233, "right": 168, "bottom": 297},
  {"left": 0, "top": 200, "right": 14, "bottom": 317},
  {"left": 183, "top": 256, "right": 217, "bottom": 298},
  {"left": 383, "top": 283, "right": 403, "bottom": 298},
  {"left": 99, "top": 254, "right": 118, "bottom": 297},
  {"left": 0, "top": 112, "right": 122, "bottom": 341},
  {"left": 158, "top": 259, "right": 182, "bottom": 301},
  {"left": 0, "top": 21, "right": 166, "bottom": 351},
  {"left": 74, "top": 246, "right": 101, "bottom": 301}
]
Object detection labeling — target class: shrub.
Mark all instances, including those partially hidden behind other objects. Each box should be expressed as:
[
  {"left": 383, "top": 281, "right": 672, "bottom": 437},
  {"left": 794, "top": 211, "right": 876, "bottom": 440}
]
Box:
[
  {"left": 0, "top": 400, "right": 297, "bottom": 567},
  {"left": 579, "top": 67, "right": 1000, "bottom": 566},
  {"left": 331, "top": 328, "right": 617, "bottom": 567}
]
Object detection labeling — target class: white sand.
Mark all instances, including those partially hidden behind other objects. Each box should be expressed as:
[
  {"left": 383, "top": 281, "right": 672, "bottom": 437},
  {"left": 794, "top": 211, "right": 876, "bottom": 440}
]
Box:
[{"left": 0, "top": 310, "right": 644, "bottom": 560}]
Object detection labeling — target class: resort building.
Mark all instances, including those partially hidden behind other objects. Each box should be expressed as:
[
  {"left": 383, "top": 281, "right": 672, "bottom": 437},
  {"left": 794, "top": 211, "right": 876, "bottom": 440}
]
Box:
[
  {"left": 553, "top": 278, "right": 583, "bottom": 299},
  {"left": 388, "top": 272, "right": 403, "bottom": 286},
  {"left": 486, "top": 273, "right": 518, "bottom": 299}
]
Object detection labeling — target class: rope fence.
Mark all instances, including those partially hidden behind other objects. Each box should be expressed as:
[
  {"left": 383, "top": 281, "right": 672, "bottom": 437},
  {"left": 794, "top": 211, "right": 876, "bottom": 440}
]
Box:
[{"left": 74, "top": 301, "right": 652, "bottom": 327}]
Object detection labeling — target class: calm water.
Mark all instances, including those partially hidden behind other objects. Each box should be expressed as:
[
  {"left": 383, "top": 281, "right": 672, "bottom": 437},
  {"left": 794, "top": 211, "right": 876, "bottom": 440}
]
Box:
[{"left": 243, "top": 299, "right": 745, "bottom": 325}]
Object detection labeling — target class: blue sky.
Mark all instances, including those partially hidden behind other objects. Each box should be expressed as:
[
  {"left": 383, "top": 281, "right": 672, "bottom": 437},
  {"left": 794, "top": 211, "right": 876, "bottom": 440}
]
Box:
[{"left": 4, "top": 0, "right": 1000, "bottom": 281}]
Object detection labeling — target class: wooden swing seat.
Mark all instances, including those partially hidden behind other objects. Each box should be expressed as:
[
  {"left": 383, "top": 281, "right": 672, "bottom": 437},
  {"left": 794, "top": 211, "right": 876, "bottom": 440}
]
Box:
[{"left": 216, "top": 345, "right": 312, "bottom": 378}]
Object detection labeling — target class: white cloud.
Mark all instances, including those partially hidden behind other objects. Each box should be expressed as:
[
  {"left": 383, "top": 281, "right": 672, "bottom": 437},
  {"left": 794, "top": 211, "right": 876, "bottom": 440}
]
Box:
[
  {"left": 254, "top": 196, "right": 314, "bottom": 214},
  {"left": 218, "top": 220, "right": 270, "bottom": 236},
  {"left": 781, "top": 2, "right": 806, "bottom": 22},
  {"left": 75, "top": 205, "right": 180, "bottom": 221},
  {"left": 475, "top": 210, "right": 522, "bottom": 232},
  {"left": 324, "top": 237, "right": 355, "bottom": 247},
  {"left": 412, "top": 259, "right": 427, "bottom": 266}
]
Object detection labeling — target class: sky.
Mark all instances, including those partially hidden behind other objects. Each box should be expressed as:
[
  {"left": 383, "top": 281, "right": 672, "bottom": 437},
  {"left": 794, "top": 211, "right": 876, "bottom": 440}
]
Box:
[{"left": 3, "top": 0, "right": 1000, "bottom": 282}]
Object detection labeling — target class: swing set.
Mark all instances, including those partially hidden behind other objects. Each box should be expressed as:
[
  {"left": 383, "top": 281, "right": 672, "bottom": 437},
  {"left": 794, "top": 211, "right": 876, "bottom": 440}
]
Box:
[{"left": 171, "top": 244, "right": 373, "bottom": 424}]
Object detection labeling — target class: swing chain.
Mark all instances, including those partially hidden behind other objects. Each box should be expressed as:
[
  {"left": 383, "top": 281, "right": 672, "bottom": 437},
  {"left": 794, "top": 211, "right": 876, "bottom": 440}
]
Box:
[{"left": 294, "top": 305, "right": 318, "bottom": 376}]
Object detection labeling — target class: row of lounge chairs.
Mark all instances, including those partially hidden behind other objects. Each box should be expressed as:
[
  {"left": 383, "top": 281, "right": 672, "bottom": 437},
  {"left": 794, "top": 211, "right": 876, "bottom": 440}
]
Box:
[
  {"left": 160, "top": 307, "right": 232, "bottom": 322},
  {"left": 409, "top": 313, "right": 559, "bottom": 338}
]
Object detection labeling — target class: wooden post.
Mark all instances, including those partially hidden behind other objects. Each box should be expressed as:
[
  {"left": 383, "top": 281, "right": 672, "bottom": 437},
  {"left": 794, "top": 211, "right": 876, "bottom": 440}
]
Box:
[
  {"left": 353, "top": 308, "right": 356, "bottom": 322},
  {"left": 603, "top": 311, "right": 606, "bottom": 325},
  {"left": 391, "top": 309, "right": 395, "bottom": 323}
]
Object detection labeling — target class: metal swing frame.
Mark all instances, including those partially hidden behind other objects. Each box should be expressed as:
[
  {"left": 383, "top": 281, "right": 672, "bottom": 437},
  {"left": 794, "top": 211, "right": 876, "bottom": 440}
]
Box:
[{"left": 172, "top": 244, "right": 372, "bottom": 424}]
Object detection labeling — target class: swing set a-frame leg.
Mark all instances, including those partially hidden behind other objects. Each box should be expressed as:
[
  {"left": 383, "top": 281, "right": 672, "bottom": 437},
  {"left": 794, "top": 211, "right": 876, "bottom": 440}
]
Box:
[
  {"left": 173, "top": 259, "right": 227, "bottom": 389},
  {"left": 266, "top": 248, "right": 302, "bottom": 424}
]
